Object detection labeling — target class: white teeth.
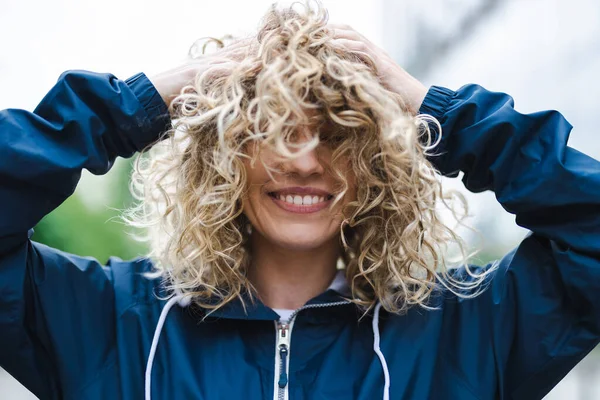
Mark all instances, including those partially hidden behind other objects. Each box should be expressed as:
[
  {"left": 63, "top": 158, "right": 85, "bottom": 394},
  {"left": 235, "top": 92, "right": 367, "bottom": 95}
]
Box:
[{"left": 275, "top": 193, "right": 329, "bottom": 205}]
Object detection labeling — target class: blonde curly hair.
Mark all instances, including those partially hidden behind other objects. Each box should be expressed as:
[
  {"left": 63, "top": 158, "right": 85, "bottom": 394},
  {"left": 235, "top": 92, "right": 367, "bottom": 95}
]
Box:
[{"left": 124, "top": 1, "right": 487, "bottom": 314}]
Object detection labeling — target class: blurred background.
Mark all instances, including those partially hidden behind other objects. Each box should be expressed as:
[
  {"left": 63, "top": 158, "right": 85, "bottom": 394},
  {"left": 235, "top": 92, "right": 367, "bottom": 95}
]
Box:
[{"left": 1, "top": 0, "right": 599, "bottom": 398}]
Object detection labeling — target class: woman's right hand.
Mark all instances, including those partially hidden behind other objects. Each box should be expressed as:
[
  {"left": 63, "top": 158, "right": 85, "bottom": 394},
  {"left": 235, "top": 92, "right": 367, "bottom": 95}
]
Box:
[{"left": 149, "top": 37, "right": 254, "bottom": 109}]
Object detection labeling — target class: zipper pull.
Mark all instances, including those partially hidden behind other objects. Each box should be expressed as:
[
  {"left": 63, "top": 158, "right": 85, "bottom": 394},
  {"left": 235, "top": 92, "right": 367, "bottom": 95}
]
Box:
[
  {"left": 277, "top": 323, "right": 290, "bottom": 389},
  {"left": 278, "top": 345, "right": 288, "bottom": 388}
]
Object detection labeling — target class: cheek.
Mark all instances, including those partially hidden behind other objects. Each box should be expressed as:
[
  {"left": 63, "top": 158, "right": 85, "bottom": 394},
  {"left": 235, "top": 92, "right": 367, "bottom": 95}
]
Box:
[
  {"left": 241, "top": 164, "right": 262, "bottom": 215},
  {"left": 241, "top": 153, "right": 273, "bottom": 220}
]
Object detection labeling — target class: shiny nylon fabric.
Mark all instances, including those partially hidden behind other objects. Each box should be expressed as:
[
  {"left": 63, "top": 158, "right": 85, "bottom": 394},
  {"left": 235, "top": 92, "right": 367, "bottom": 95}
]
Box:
[{"left": 0, "top": 71, "right": 599, "bottom": 400}]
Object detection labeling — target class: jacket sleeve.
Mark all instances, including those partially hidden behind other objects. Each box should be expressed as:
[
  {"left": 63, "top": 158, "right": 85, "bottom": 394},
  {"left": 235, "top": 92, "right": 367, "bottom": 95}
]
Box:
[
  {"left": 420, "top": 85, "right": 600, "bottom": 399},
  {"left": 0, "top": 71, "right": 169, "bottom": 398}
]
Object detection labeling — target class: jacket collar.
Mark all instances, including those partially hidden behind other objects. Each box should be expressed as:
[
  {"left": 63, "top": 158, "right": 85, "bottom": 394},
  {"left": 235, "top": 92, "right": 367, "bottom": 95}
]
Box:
[{"left": 192, "top": 270, "right": 352, "bottom": 321}]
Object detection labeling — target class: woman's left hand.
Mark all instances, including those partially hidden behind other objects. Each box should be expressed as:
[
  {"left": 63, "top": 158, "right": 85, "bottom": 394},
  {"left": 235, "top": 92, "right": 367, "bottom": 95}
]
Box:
[{"left": 328, "top": 24, "right": 428, "bottom": 114}]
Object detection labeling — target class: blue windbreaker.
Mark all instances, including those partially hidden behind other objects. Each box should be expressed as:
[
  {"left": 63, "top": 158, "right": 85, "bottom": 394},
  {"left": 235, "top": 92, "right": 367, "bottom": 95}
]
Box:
[{"left": 0, "top": 71, "right": 599, "bottom": 400}]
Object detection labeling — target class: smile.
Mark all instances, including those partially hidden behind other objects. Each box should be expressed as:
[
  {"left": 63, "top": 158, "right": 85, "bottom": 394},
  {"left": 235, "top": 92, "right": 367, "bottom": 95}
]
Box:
[
  {"left": 267, "top": 191, "right": 334, "bottom": 214},
  {"left": 271, "top": 193, "right": 330, "bottom": 205}
]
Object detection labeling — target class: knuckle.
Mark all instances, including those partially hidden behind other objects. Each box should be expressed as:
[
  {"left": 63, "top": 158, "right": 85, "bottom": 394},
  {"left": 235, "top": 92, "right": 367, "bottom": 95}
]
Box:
[{"left": 356, "top": 42, "right": 367, "bottom": 51}]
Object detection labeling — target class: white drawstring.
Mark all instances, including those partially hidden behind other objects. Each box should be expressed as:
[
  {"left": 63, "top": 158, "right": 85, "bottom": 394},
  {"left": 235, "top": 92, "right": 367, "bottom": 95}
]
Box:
[
  {"left": 372, "top": 302, "right": 390, "bottom": 400},
  {"left": 145, "top": 293, "right": 391, "bottom": 400},
  {"left": 145, "top": 294, "right": 190, "bottom": 400}
]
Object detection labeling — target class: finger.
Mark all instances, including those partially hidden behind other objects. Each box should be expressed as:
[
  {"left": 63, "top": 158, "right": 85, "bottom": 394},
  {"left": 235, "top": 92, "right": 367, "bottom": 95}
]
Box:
[
  {"left": 220, "top": 39, "right": 256, "bottom": 59},
  {"left": 327, "top": 24, "right": 376, "bottom": 50},
  {"left": 329, "top": 27, "right": 361, "bottom": 41},
  {"left": 329, "top": 38, "right": 377, "bottom": 67},
  {"left": 330, "top": 38, "right": 368, "bottom": 53},
  {"left": 224, "top": 36, "right": 254, "bottom": 51},
  {"left": 327, "top": 23, "right": 361, "bottom": 37},
  {"left": 327, "top": 23, "right": 356, "bottom": 32},
  {"left": 198, "top": 61, "right": 239, "bottom": 80},
  {"left": 224, "top": 36, "right": 256, "bottom": 52},
  {"left": 205, "top": 61, "right": 238, "bottom": 72}
]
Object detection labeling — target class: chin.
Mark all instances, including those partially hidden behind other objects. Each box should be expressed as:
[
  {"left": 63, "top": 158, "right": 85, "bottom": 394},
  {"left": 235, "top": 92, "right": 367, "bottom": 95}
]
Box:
[{"left": 268, "top": 228, "right": 337, "bottom": 251}]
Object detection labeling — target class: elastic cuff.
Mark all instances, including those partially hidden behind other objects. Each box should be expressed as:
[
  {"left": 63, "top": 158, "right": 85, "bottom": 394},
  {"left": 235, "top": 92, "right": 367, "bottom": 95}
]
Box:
[
  {"left": 125, "top": 72, "right": 171, "bottom": 150},
  {"left": 418, "top": 85, "right": 455, "bottom": 121}
]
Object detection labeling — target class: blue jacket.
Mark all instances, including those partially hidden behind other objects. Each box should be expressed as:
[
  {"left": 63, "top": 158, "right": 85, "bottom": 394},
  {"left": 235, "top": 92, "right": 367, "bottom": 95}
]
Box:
[{"left": 1, "top": 71, "right": 599, "bottom": 400}]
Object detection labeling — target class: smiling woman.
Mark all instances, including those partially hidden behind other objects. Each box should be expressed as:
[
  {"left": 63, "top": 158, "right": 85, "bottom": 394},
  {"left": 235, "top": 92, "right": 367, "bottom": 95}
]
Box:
[
  {"left": 125, "top": 1, "right": 475, "bottom": 316},
  {"left": 2, "top": 0, "right": 600, "bottom": 399}
]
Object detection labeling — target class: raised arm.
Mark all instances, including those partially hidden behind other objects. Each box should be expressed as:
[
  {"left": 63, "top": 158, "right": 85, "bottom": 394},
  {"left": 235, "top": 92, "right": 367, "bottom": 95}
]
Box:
[
  {"left": 329, "top": 24, "right": 600, "bottom": 398},
  {"left": 0, "top": 71, "right": 169, "bottom": 243},
  {"left": 0, "top": 71, "right": 169, "bottom": 397},
  {"left": 421, "top": 84, "right": 600, "bottom": 399},
  {"left": 0, "top": 38, "right": 255, "bottom": 397}
]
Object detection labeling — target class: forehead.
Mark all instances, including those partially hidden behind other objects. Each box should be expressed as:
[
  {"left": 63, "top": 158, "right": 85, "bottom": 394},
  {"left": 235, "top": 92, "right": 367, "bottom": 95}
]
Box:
[
  {"left": 293, "top": 107, "right": 325, "bottom": 130},
  {"left": 294, "top": 108, "right": 344, "bottom": 135}
]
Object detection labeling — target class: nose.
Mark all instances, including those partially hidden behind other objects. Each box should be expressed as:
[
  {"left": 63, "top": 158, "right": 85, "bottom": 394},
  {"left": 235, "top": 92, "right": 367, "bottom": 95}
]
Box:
[
  {"left": 283, "top": 130, "right": 324, "bottom": 177},
  {"left": 287, "top": 147, "right": 324, "bottom": 177}
]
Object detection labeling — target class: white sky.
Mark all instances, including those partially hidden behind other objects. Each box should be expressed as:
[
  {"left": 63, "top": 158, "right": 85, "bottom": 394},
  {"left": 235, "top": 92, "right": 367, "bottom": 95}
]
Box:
[{"left": 0, "top": 0, "right": 383, "bottom": 110}]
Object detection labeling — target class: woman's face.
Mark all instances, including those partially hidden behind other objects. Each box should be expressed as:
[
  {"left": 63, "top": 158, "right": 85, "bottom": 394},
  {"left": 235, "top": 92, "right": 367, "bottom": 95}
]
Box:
[{"left": 242, "top": 129, "right": 357, "bottom": 251}]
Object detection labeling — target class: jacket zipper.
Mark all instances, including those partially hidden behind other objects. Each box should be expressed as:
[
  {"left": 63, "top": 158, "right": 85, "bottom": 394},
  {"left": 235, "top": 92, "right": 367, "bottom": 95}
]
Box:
[
  {"left": 272, "top": 300, "right": 351, "bottom": 400},
  {"left": 274, "top": 319, "right": 293, "bottom": 400}
]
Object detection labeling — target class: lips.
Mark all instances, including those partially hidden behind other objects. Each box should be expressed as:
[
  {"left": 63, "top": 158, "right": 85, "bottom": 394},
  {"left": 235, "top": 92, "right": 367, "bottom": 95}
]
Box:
[
  {"left": 267, "top": 187, "right": 333, "bottom": 213},
  {"left": 269, "top": 192, "right": 329, "bottom": 205},
  {"left": 268, "top": 186, "right": 333, "bottom": 198}
]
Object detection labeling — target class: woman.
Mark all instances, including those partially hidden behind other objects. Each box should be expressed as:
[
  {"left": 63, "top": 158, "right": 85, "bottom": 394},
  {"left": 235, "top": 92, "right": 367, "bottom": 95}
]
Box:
[{"left": 1, "top": 3, "right": 599, "bottom": 400}]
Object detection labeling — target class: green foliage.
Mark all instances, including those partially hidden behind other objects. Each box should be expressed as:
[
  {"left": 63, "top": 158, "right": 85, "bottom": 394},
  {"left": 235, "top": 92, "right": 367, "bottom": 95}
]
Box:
[{"left": 31, "top": 159, "right": 148, "bottom": 265}]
